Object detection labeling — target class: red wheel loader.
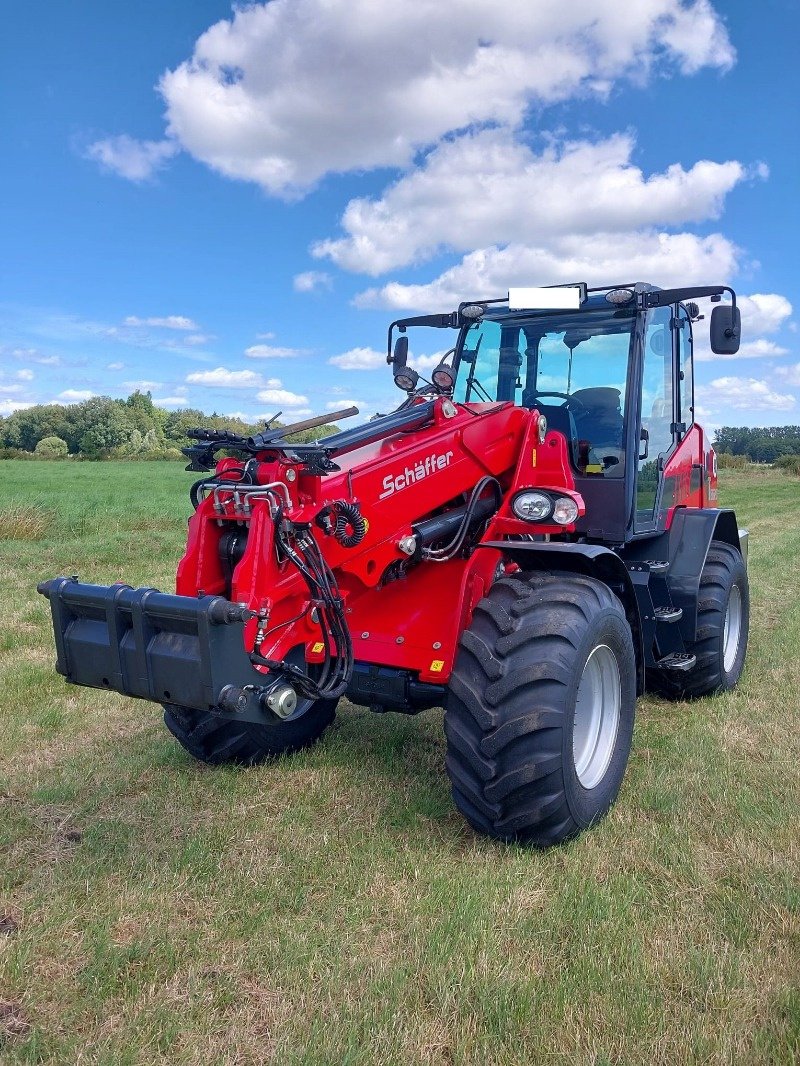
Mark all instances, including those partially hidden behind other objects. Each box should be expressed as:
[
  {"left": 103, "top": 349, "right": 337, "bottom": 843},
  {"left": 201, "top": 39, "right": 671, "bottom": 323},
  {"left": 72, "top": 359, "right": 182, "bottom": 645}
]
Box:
[{"left": 39, "top": 281, "right": 749, "bottom": 846}]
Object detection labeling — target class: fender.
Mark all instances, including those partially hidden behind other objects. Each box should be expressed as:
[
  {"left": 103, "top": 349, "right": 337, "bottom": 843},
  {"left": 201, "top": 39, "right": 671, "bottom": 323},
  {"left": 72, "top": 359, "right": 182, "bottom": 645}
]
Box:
[
  {"left": 621, "top": 508, "right": 745, "bottom": 643},
  {"left": 481, "top": 541, "right": 646, "bottom": 692}
]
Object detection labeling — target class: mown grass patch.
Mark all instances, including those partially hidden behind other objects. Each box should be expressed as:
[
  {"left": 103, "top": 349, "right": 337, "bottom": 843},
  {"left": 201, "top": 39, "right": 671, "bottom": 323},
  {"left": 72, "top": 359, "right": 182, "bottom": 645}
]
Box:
[{"left": 0, "top": 461, "right": 798, "bottom": 1063}]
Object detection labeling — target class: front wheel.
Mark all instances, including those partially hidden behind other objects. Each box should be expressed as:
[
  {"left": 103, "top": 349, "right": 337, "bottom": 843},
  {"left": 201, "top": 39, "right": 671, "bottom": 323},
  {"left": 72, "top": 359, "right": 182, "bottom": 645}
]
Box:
[
  {"left": 658, "top": 540, "right": 749, "bottom": 698},
  {"left": 163, "top": 696, "right": 338, "bottom": 766},
  {"left": 445, "top": 571, "right": 637, "bottom": 847}
]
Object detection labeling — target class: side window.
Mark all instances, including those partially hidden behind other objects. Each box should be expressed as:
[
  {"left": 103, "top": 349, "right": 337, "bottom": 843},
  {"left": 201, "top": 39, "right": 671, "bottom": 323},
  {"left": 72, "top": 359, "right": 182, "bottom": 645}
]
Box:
[
  {"left": 677, "top": 305, "right": 693, "bottom": 427},
  {"left": 637, "top": 306, "right": 675, "bottom": 521}
]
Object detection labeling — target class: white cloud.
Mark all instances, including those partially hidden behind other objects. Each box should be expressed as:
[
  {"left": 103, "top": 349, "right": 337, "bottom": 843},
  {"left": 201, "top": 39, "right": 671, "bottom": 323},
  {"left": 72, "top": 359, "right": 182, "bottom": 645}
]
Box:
[
  {"left": 123, "top": 380, "right": 163, "bottom": 391},
  {"left": 244, "top": 343, "right": 307, "bottom": 359},
  {"left": 0, "top": 400, "right": 35, "bottom": 415},
  {"left": 293, "top": 270, "right": 333, "bottom": 292},
  {"left": 186, "top": 367, "right": 263, "bottom": 388},
  {"left": 15, "top": 369, "right": 34, "bottom": 381},
  {"left": 775, "top": 363, "right": 800, "bottom": 387},
  {"left": 357, "top": 232, "right": 740, "bottom": 312},
  {"left": 0, "top": 384, "right": 23, "bottom": 395},
  {"left": 184, "top": 333, "right": 213, "bottom": 345},
  {"left": 325, "top": 399, "right": 365, "bottom": 411},
  {"left": 737, "top": 293, "right": 793, "bottom": 335},
  {"left": 315, "top": 130, "right": 748, "bottom": 275},
  {"left": 124, "top": 314, "right": 199, "bottom": 330},
  {"left": 708, "top": 376, "right": 796, "bottom": 411},
  {"left": 106, "top": 361, "right": 125, "bottom": 370},
  {"left": 57, "top": 389, "right": 95, "bottom": 402},
  {"left": 157, "top": 0, "right": 734, "bottom": 196},
  {"left": 256, "top": 387, "right": 309, "bottom": 406},
  {"left": 736, "top": 339, "right": 789, "bottom": 359},
  {"left": 329, "top": 347, "right": 386, "bottom": 370},
  {"left": 10, "top": 348, "right": 60, "bottom": 366},
  {"left": 86, "top": 135, "right": 178, "bottom": 182},
  {"left": 154, "top": 395, "right": 193, "bottom": 408}
]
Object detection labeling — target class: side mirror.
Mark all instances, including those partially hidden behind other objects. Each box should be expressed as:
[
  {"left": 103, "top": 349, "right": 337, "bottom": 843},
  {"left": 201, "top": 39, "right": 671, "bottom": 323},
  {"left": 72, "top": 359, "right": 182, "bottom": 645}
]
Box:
[
  {"left": 392, "top": 335, "right": 409, "bottom": 369},
  {"left": 710, "top": 304, "right": 741, "bottom": 355}
]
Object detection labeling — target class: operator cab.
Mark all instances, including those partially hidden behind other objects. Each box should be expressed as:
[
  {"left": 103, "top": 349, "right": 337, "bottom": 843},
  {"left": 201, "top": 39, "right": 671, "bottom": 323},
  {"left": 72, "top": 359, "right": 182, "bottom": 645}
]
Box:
[
  {"left": 388, "top": 281, "right": 740, "bottom": 544},
  {"left": 454, "top": 297, "right": 633, "bottom": 481}
]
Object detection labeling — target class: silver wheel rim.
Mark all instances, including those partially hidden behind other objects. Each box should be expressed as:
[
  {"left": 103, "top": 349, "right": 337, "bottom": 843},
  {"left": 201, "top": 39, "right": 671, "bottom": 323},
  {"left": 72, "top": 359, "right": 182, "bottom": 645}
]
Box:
[
  {"left": 573, "top": 645, "right": 621, "bottom": 790},
  {"left": 723, "top": 585, "right": 742, "bottom": 673}
]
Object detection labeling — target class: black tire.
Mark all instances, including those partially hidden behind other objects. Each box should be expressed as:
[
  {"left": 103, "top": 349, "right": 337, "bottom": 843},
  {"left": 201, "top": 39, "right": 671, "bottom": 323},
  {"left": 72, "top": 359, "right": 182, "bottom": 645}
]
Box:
[
  {"left": 163, "top": 697, "right": 338, "bottom": 766},
  {"left": 445, "top": 571, "right": 637, "bottom": 847},
  {"left": 659, "top": 540, "right": 749, "bottom": 698}
]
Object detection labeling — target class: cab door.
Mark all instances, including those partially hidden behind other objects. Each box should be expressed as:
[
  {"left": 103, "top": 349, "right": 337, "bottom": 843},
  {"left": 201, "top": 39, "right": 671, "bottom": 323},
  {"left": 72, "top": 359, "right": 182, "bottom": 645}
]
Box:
[{"left": 634, "top": 304, "right": 679, "bottom": 532}]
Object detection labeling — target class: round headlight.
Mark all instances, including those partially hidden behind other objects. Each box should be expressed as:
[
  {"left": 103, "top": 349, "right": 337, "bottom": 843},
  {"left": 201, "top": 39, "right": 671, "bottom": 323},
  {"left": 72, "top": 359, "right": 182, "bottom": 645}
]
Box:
[
  {"left": 394, "top": 367, "right": 419, "bottom": 392},
  {"left": 512, "top": 491, "right": 552, "bottom": 522},
  {"left": 432, "top": 362, "right": 455, "bottom": 391},
  {"left": 552, "top": 496, "right": 579, "bottom": 525}
]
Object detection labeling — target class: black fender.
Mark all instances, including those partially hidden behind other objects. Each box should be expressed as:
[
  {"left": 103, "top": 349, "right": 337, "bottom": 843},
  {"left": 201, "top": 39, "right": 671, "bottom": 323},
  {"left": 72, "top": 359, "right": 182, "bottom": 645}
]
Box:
[
  {"left": 662, "top": 508, "right": 745, "bottom": 642},
  {"left": 482, "top": 541, "right": 646, "bottom": 692},
  {"left": 619, "top": 507, "right": 745, "bottom": 644}
]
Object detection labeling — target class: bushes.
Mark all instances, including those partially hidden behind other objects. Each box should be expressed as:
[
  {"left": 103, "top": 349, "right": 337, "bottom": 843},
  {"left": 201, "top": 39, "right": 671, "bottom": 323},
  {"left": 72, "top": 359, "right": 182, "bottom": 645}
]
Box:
[
  {"left": 34, "top": 436, "right": 69, "bottom": 460},
  {"left": 716, "top": 452, "right": 748, "bottom": 470},
  {"left": 775, "top": 454, "right": 800, "bottom": 476}
]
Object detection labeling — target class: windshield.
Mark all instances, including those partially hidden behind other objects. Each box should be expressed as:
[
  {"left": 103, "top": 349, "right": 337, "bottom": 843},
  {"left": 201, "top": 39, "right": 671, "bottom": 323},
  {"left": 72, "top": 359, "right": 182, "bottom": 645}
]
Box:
[{"left": 454, "top": 307, "right": 635, "bottom": 478}]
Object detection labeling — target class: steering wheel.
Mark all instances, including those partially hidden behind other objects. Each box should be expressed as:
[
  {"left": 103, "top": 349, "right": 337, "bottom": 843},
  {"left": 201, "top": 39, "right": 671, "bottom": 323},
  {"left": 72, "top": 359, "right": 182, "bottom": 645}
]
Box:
[{"left": 532, "top": 391, "right": 589, "bottom": 414}]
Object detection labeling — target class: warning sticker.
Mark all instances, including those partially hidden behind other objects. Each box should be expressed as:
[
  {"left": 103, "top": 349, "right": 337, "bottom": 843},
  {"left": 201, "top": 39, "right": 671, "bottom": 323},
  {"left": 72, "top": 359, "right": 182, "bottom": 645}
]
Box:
[
  {"left": 311, "top": 642, "right": 324, "bottom": 653},
  {"left": 429, "top": 660, "right": 445, "bottom": 673}
]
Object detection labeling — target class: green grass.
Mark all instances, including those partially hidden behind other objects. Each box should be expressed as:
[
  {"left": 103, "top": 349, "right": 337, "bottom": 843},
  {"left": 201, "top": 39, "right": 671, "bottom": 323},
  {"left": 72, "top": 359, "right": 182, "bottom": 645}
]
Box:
[{"left": 1, "top": 460, "right": 798, "bottom": 1064}]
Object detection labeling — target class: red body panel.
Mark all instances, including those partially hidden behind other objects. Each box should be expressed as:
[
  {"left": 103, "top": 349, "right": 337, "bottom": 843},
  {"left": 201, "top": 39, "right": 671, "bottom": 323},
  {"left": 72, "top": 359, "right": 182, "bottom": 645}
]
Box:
[
  {"left": 175, "top": 399, "right": 583, "bottom": 685},
  {"left": 662, "top": 424, "right": 716, "bottom": 528}
]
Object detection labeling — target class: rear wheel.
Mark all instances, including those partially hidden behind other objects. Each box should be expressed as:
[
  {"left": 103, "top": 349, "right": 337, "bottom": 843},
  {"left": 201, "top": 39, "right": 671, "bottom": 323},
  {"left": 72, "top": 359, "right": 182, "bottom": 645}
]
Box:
[
  {"left": 445, "top": 571, "right": 636, "bottom": 846},
  {"left": 659, "top": 540, "right": 749, "bottom": 698}
]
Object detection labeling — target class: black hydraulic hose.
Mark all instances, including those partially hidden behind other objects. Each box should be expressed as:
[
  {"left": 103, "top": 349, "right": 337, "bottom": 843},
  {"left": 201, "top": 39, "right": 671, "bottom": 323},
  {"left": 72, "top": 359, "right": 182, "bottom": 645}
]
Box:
[
  {"left": 334, "top": 502, "right": 367, "bottom": 548},
  {"left": 422, "top": 477, "right": 502, "bottom": 561}
]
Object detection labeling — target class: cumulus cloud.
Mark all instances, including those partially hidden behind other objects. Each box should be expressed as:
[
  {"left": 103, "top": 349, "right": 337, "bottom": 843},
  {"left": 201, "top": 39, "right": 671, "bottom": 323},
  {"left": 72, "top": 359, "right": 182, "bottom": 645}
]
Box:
[
  {"left": 0, "top": 400, "right": 35, "bottom": 416},
  {"left": 186, "top": 367, "right": 264, "bottom": 388},
  {"left": 736, "top": 293, "right": 793, "bottom": 335},
  {"left": 15, "top": 369, "right": 34, "bottom": 381},
  {"left": 315, "top": 131, "right": 748, "bottom": 275},
  {"left": 256, "top": 387, "right": 308, "bottom": 406},
  {"left": 329, "top": 347, "right": 386, "bottom": 370},
  {"left": 58, "top": 389, "right": 95, "bottom": 402},
  {"left": 156, "top": 0, "right": 734, "bottom": 196},
  {"left": 708, "top": 376, "right": 796, "bottom": 411},
  {"left": 293, "top": 271, "right": 332, "bottom": 292},
  {"left": 357, "top": 232, "right": 740, "bottom": 312},
  {"left": 124, "top": 315, "right": 199, "bottom": 330},
  {"left": 154, "top": 395, "right": 192, "bottom": 408},
  {"left": 123, "top": 380, "right": 163, "bottom": 391},
  {"left": 106, "top": 361, "right": 125, "bottom": 371},
  {"left": 244, "top": 343, "right": 307, "bottom": 359},
  {"left": 86, "top": 135, "right": 178, "bottom": 182},
  {"left": 775, "top": 363, "right": 800, "bottom": 387},
  {"left": 325, "top": 399, "right": 364, "bottom": 411}
]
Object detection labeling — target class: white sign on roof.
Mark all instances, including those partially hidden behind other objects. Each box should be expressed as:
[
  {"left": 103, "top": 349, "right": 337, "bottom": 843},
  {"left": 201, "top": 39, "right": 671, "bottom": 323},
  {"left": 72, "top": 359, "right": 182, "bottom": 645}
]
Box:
[{"left": 508, "top": 286, "right": 582, "bottom": 310}]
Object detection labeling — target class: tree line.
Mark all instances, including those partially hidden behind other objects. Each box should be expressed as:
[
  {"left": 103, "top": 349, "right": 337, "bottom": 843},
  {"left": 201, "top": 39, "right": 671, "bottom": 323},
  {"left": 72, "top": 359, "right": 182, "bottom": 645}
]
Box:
[
  {"left": 0, "top": 391, "right": 337, "bottom": 460},
  {"left": 713, "top": 426, "right": 800, "bottom": 464}
]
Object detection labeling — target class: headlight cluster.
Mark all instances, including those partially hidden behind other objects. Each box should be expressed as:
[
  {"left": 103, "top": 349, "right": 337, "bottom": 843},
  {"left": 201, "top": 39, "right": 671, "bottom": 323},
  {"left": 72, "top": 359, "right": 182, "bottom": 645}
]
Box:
[{"left": 511, "top": 490, "right": 580, "bottom": 526}]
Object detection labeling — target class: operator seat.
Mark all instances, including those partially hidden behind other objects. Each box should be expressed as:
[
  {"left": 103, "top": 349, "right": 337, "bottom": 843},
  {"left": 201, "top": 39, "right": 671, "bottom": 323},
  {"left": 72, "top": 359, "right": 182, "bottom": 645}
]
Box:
[{"left": 570, "top": 387, "right": 625, "bottom": 476}]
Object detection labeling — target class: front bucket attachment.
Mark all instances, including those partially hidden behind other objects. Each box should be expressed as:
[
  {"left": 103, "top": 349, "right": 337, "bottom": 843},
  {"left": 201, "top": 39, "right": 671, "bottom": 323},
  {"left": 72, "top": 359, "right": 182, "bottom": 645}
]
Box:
[{"left": 38, "top": 578, "right": 269, "bottom": 719}]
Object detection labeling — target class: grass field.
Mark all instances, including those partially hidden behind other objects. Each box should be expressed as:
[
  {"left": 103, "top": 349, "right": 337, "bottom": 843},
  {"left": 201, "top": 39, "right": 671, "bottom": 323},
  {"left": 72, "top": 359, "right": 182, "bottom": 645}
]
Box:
[{"left": 1, "top": 460, "right": 798, "bottom": 1064}]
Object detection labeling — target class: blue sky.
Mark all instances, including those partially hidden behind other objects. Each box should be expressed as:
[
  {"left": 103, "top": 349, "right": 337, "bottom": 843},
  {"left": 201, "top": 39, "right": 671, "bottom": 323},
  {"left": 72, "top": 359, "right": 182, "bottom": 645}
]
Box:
[{"left": 1, "top": 0, "right": 798, "bottom": 430}]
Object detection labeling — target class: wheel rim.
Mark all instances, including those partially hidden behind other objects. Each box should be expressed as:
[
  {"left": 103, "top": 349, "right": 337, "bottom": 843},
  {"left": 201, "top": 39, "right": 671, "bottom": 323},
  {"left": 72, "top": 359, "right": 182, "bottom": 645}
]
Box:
[
  {"left": 573, "top": 644, "right": 621, "bottom": 790},
  {"left": 723, "top": 585, "right": 742, "bottom": 673}
]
